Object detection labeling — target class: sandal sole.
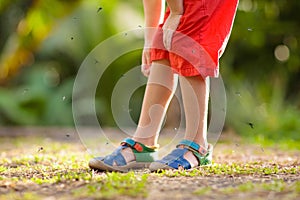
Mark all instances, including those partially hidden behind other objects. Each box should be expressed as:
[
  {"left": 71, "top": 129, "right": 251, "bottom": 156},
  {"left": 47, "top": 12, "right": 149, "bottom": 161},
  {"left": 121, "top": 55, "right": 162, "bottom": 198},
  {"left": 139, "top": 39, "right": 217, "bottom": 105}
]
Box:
[
  {"left": 89, "top": 158, "right": 151, "bottom": 172},
  {"left": 149, "top": 162, "right": 174, "bottom": 172}
]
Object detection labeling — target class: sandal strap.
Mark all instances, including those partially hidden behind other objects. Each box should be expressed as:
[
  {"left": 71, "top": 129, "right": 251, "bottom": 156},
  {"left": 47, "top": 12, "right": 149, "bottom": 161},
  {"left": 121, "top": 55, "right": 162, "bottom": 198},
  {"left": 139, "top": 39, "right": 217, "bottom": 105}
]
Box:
[
  {"left": 177, "top": 139, "right": 207, "bottom": 155},
  {"left": 103, "top": 146, "right": 128, "bottom": 166},
  {"left": 158, "top": 148, "right": 192, "bottom": 170},
  {"left": 121, "top": 138, "right": 157, "bottom": 162},
  {"left": 177, "top": 140, "right": 212, "bottom": 166},
  {"left": 101, "top": 138, "right": 157, "bottom": 167},
  {"left": 121, "top": 138, "right": 156, "bottom": 153},
  {"left": 155, "top": 140, "right": 213, "bottom": 169}
]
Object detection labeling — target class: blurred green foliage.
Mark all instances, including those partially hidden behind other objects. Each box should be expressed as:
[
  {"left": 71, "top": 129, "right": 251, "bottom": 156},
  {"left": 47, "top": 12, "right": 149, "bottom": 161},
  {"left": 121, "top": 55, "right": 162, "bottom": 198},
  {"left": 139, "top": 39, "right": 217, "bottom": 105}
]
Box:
[
  {"left": 0, "top": 0, "right": 299, "bottom": 142},
  {"left": 221, "top": 0, "right": 300, "bottom": 142}
]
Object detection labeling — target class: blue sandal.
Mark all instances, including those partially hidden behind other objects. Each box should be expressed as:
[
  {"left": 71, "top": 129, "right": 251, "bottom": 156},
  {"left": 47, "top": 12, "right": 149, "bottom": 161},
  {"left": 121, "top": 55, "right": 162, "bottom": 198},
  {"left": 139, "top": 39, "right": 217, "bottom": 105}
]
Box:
[
  {"left": 149, "top": 139, "right": 213, "bottom": 171},
  {"left": 89, "top": 138, "right": 157, "bottom": 172}
]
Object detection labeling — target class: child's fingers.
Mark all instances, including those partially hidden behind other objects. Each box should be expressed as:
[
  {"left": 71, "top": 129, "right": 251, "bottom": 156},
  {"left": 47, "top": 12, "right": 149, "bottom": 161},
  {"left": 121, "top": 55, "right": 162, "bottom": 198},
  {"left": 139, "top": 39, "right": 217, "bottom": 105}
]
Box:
[
  {"left": 141, "top": 48, "right": 151, "bottom": 77},
  {"left": 142, "top": 65, "right": 150, "bottom": 77},
  {"left": 162, "top": 14, "right": 182, "bottom": 51},
  {"left": 143, "top": 49, "right": 151, "bottom": 64},
  {"left": 163, "top": 29, "right": 174, "bottom": 50},
  {"left": 141, "top": 64, "right": 150, "bottom": 77}
]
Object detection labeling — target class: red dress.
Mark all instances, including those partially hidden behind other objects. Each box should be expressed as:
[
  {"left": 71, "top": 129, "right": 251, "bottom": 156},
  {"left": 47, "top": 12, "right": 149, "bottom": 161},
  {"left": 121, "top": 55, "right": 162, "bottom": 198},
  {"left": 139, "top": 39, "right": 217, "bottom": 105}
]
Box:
[{"left": 150, "top": 0, "right": 239, "bottom": 78}]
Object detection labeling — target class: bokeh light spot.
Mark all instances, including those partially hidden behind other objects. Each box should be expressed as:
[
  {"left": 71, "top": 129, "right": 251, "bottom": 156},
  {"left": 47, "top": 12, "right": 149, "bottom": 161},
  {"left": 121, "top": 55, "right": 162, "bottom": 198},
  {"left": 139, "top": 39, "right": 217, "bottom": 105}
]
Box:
[{"left": 274, "top": 45, "right": 290, "bottom": 62}]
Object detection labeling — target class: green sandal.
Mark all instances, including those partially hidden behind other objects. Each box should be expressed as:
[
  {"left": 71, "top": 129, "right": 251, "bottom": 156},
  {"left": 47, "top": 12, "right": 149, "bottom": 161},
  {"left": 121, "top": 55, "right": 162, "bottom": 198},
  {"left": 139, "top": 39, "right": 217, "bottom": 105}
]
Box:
[{"left": 89, "top": 138, "right": 157, "bottom": 172}]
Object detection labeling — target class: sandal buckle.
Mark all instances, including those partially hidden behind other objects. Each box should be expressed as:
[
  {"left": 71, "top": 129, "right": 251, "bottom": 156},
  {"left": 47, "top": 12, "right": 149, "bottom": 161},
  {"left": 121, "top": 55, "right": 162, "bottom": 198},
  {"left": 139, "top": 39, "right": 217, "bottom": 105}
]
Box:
[{"left": 134, "top": 143, "right": 143, "bottom": 152}]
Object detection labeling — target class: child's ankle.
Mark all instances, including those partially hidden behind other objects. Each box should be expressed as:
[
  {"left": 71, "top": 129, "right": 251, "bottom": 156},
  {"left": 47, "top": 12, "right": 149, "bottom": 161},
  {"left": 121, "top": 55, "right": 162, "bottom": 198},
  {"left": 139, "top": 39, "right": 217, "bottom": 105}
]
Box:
[{"left": 132, "top": 137, "right": 158, "bottom": 149}]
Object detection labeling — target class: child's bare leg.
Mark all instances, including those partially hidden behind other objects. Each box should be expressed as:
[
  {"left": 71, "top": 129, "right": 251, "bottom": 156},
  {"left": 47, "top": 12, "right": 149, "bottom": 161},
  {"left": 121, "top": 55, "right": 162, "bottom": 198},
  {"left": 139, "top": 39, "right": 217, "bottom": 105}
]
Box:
[
  {"left": 179, "top": 75, "right": 209, "bottom": 167},
  {"left": 122, "top": 59, "right": 177, "bottom": 163},
  {"left": 133, "top": 59, "right": 177, "bottom": 145}
]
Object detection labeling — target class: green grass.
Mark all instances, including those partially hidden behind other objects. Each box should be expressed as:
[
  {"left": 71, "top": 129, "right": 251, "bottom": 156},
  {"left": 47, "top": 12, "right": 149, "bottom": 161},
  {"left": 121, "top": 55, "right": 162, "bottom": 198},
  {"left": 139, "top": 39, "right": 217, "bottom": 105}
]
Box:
[
  {"left": 192, "top": 180, "right": 300, "bottom": 199},
  {"left": 0, "top": 137, "right": 149, "bottom": 199},
  {"left": 0, "top": 135, "right": 299, "bottom": 200},
  {"left": 1, "top": 192, "right": 43, "bottom": 200},
  {"left": 223, "top": 180, "right": 299, "bottom": 194},
  {"left": 73, "top": 172, "right": 148, "bottom": 199},
  {"left": 156, "top": 162, "right": 299, "bottom": 177}
]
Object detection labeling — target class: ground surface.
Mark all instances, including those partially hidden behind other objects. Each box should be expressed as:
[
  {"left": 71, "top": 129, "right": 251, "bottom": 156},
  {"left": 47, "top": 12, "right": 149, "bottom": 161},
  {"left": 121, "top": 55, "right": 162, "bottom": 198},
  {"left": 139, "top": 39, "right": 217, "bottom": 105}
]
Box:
[{"left": 0, "top": 127, "right": 299, "bottom": 200}]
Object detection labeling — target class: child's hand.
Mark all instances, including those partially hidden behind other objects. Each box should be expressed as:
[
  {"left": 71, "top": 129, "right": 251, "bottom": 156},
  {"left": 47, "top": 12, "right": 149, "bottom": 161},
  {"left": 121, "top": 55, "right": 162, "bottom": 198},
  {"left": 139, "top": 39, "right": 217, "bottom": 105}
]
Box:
[
  {"left": 162, "top": 14, "right": 182, "bottom": 50},
  {"left": 141, "top": 47, "right": 151, "bottom": 77}
]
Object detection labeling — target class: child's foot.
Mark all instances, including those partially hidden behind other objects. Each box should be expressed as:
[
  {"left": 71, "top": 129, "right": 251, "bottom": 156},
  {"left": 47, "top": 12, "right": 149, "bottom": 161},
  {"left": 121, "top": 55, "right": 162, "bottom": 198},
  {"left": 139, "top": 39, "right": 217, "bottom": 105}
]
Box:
[
  {"left": 149, "top": 139, "right": 213, "bottom": 171},
  {"left": 89, "top": 138, "right": 157, "bottom": 172}
]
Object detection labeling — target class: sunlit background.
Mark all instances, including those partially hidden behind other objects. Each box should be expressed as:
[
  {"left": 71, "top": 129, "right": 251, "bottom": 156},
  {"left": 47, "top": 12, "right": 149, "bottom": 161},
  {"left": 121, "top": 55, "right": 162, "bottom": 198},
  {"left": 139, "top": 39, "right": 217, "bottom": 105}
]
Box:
[{"left": 0, "top": 0, "right": 299, "bottom": 144}]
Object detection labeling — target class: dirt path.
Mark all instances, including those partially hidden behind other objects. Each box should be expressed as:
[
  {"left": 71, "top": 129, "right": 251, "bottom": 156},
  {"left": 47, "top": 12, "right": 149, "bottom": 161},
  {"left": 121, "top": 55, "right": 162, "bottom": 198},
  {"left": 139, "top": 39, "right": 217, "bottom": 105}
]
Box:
[
  {"left": 145, "top": 141, "right": 299, "bottom": 200},
  {"left": 0, "top": 127, "right": 299, "bottom": 200}
]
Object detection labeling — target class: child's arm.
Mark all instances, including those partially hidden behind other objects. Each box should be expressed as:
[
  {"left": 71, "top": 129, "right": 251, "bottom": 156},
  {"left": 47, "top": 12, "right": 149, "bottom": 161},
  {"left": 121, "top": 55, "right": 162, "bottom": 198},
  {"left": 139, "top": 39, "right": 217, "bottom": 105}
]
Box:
[
  {"left": 143, "top": 0, "right": 164, "bottom": 46},
  {"left": 142, "top": 0, "right": 165, "bottom": 76},
  {"left": 162, "top": 0, "right": 184, "bottom": 50},
  {"left": 166, "top": 0, "right": 183, "bottom": 14}
]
